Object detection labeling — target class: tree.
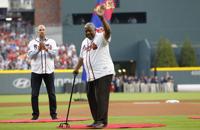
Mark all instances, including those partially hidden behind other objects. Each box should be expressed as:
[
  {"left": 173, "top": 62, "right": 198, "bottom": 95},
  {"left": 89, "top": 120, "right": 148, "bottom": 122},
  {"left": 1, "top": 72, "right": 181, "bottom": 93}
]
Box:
[
  {"left": 179, "top": 39, "right": 197, "bottom": 66},
  {"left": 155, "top": 37, "right": 178, "bottom": 67}
]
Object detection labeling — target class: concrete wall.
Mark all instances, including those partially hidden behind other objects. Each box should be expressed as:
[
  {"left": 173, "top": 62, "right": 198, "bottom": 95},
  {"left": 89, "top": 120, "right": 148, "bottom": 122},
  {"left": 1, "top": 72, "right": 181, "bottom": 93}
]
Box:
[{"left": 61, "top": 0, "right": 200, "bottom": 61}]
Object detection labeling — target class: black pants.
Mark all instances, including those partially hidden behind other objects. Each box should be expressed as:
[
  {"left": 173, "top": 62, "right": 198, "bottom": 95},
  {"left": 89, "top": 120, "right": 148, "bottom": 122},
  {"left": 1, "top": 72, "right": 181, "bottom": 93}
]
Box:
[
  {"left": 86, "top": 74, "right": 113, "bottom": 124},
  {"left": 31, "top": 72, "right": 57, "bottom": 117}
]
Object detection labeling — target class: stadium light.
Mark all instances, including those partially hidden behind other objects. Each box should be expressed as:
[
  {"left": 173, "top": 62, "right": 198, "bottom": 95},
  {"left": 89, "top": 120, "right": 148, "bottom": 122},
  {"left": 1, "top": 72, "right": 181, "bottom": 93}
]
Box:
[
  {"left": 118, "top": 69, "right": 122, "bottom": 73},
  {"left": 122, "top": 69, "right": 126, "bottom": 73}
]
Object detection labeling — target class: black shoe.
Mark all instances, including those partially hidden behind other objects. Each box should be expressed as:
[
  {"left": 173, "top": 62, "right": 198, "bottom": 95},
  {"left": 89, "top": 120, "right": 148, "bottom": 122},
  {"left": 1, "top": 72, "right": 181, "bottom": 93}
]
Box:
[
  {"left": 31, "top": 116, "right": 39, "bottom": 120},
  {"left": 93, "top": 123, "right": 107, "bottom": 129},
  {"left": 51, "top": 115, "right": 58, "bottom": 120}
]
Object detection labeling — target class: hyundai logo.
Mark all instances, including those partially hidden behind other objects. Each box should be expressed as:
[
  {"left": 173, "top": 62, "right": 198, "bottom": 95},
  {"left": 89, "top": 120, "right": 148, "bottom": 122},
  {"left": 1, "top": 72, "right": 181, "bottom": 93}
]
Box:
[{"left": 13, "top": 78, "right": 31, "bottom": 89}]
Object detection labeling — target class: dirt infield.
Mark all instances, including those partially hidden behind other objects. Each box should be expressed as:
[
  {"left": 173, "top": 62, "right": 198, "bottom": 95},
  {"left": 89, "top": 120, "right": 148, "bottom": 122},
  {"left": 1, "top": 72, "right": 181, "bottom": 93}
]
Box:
[
  {"left": 1, "top": 100, "right": 199, "bottom": 117},
  {"left": 67, "top": 101, "right": 200, "bottom": 117}
]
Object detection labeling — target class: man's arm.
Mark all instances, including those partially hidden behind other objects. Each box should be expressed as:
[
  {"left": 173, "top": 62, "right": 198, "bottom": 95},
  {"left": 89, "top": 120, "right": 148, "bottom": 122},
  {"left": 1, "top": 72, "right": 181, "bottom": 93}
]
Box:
[
  {"left": 28, "top": 50, "right": 40, "bottom": 59},
  {"left": 45, "top": 40, "right": 58, "bottom": 58},
  {"left": 47, "top": 49, "right": 57, "bottom": 58},
  {"left": 27, "top": 41, "right": 41, "bottom": 59},
  {"left": 97, "top": 5, "right": 111, "bottom": 41},
  {"left": 73, "top": 58, "right": 83, "bottom": 74}
]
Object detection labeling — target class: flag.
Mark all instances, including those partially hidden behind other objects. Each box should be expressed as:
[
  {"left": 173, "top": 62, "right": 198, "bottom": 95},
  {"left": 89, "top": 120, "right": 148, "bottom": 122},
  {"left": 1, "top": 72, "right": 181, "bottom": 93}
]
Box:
[
  {"left": 91, "top": 0, "right": 115, "bottom": 29},
  {"left": 81, "top": 65, "right": 87, "bottom": 82},
  {"left": 81, "top": 0, "right": 115, "bottom": 82}
]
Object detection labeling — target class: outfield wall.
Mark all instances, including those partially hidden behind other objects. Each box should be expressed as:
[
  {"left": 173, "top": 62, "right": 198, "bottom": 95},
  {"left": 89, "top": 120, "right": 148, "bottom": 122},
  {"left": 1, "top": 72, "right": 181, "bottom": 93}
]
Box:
[
  {"left": 0, "top": 70, "right": 82, "bottom": 94},
  {"left": 1, "top": 67, "right": 200, "bottom": 94},
  {"left": 152, "top": 67, "right": 200, "bottom": 92}
]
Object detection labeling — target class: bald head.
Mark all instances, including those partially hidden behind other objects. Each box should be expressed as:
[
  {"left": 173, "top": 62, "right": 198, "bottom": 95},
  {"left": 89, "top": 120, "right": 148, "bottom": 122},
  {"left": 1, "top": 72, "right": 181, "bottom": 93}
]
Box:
[
  {"left": 37, "top": 24, "right": 46, "bottom": 39},
  {"left": 84, "top": 23, "right": 96, "bottom": 31},
  {"left": 84, "top": 22, "right": 96, "bottom": 40}
]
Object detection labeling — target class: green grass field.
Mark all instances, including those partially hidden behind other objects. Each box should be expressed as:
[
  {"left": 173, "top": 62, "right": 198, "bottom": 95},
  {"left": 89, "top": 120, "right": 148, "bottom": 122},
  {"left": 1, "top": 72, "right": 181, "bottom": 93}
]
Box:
[{"left": 0, "top": 92, "right": 200, "bottom": 130}]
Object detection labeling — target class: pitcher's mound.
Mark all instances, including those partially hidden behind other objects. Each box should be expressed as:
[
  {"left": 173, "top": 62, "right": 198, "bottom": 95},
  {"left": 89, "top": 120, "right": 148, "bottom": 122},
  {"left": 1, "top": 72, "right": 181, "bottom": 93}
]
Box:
[{"left": 189, "top": 116, "right": 200, "bottom": 119}]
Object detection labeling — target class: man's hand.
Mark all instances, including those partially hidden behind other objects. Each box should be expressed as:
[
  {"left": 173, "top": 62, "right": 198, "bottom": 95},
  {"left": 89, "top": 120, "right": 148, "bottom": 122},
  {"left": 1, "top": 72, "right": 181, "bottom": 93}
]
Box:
[
  {"left": 94, "top": 4, "right": 111, "bottom": 41},
  {"left": 43, "top": 45, "right": 48, "bottom": 51},
  {"left": 73, "top": 70, "right": 79, "bottom": 75},
  {"left": 73, "top": 58, "right": 83, "bottom": 76},
  {"left": 39, "top": 42, "right": 48, "bottom": 51},
  {"left": 38, "top": 43, "right": 43, "bottom": 51},
  {"left": 94, "top": 4, "right": 106, "bottom": 18}
]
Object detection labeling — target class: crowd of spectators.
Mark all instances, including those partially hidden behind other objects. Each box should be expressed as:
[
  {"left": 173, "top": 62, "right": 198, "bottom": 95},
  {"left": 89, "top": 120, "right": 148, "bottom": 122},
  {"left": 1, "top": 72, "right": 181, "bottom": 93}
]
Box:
[
  {"left": 54, "top": 44, "right": 78, "bottom": 69},
  {"left": 0, "top": 24, "right": 78, "bottom": 70}
]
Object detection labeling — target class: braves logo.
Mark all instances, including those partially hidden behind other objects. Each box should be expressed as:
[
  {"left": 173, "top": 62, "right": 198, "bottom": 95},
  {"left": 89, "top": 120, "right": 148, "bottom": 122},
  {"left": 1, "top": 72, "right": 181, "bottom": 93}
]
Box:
[
  {"left": 96, "top": 0, "right": 115, "bottom": 10},
  {"left": 83, "top": 43, "right": 98, "bottom": 51},
  {"left": 104, "top": 0, "right": 115, "bottom": 9}
]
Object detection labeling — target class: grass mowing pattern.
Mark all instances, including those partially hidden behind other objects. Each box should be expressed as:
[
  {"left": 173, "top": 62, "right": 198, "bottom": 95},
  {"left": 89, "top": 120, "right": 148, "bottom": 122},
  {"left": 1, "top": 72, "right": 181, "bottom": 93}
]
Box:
[{"left": 0, "top": 92, "right": 200, "bottom": 130}]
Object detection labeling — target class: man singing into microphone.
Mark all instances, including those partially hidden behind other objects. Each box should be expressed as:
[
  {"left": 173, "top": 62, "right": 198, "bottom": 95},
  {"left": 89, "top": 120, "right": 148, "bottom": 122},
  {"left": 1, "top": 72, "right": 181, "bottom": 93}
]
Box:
[{"left": 28, "top": 25, "right": 58, "bottom": 120}]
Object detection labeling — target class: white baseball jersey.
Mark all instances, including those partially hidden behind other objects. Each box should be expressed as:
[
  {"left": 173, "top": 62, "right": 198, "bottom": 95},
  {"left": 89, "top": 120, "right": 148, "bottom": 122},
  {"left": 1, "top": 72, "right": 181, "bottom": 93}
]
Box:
[
  {"left": 80, "top": 32, "right": 115, "bottom": 81},
  {"left": 27, "top": 37, "right": 58, "bottom": 74}
]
